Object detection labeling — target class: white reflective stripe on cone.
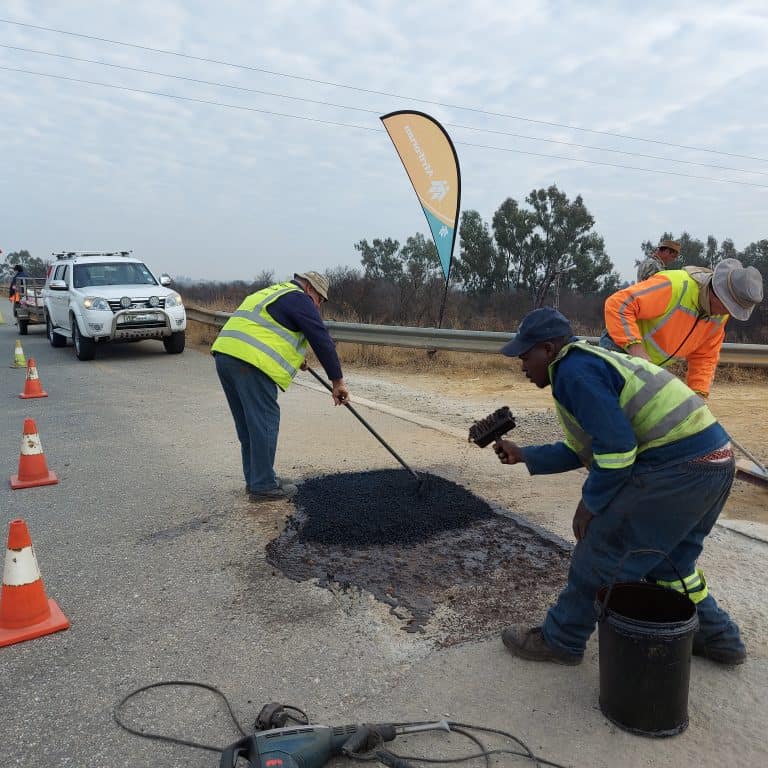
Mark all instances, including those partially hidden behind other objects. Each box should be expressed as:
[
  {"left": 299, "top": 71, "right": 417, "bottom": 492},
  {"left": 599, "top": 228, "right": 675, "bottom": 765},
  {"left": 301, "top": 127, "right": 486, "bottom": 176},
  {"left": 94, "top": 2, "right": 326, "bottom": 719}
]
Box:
[
  {"left": 28, "top": 367, "right": 39, "bottom": 380},
  {"left": 20, "top": 433, "right": 43, "bottom": 455},
  {"left": 3, "top": 545, "right": 42, "bottom": 586}
]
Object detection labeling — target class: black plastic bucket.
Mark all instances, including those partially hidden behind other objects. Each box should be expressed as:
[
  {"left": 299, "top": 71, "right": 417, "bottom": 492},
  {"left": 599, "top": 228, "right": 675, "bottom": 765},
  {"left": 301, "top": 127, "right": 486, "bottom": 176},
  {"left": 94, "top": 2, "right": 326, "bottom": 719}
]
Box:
[{"left": 596, "top": 567, "right": 699, "bottom": 737}]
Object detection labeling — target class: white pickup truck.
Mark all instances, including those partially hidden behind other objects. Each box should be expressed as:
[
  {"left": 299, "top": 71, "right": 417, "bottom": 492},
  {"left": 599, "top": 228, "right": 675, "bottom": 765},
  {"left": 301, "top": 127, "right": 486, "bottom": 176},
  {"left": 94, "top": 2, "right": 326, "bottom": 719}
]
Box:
[{"left": 43, "top": 251, "right": 187, "bottom": 361}]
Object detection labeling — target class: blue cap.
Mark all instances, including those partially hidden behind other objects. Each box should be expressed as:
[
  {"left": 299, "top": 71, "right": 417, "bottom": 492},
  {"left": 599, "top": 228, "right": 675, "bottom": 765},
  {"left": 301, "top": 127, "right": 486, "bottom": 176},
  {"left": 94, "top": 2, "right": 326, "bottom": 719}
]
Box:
[{"left": 500, "top": 307, "right": 573, "bottom": 357}]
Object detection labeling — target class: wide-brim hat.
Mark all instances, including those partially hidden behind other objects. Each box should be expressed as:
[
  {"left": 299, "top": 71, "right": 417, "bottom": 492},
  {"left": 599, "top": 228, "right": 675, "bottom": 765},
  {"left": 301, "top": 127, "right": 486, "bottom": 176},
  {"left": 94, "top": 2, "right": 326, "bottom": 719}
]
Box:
[
  {"left": 711, "top": 259, "right": 763, "bottom": 321},
  {"left": 658, "top": 239, "right": 681, "bottom": 254},
  {"left": 294, "top": 271, "right": 329, "bottom": 301}
]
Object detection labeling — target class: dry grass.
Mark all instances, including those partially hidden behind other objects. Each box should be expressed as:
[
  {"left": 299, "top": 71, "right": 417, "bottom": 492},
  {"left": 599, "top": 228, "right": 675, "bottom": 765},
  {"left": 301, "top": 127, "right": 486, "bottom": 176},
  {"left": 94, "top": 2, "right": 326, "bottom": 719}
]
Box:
[{"left": 186, "top": 300, "right": 767, "bottom": 386}]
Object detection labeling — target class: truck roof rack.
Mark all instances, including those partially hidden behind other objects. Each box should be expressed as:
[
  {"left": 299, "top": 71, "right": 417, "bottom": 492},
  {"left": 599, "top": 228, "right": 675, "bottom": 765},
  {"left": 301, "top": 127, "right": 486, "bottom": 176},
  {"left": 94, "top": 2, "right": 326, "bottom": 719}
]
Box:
[{"left": 52, "top": 251, "right": 133, "bottom": 260}]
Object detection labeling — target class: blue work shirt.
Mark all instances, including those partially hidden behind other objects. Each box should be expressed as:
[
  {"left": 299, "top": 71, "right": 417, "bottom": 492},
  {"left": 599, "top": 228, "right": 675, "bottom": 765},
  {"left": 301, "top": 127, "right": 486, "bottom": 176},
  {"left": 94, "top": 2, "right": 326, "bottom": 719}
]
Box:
[
  {"left": 521, "top": 343, "right": 729, "bottom": 515},
  {"left": 266, "top": 281, "right": 343, "bottom": 381},
  {"left": 9, "top": 269, "right": 28, "bottom": 290}
]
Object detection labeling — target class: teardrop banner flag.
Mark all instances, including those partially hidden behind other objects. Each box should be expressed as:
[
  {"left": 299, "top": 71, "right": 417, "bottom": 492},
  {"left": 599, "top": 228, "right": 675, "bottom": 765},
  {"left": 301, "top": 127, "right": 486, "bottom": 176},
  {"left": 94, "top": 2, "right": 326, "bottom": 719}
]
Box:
[{"left": 380, "top": 110, "right": 461, "bottom": 288}]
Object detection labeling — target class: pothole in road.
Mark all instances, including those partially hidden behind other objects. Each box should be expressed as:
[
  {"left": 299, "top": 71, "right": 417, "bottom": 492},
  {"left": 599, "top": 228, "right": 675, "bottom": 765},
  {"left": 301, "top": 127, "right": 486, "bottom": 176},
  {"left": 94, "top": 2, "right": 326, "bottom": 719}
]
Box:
[{"left": 266, "top": 470, "right": 571, "bottom": 645}]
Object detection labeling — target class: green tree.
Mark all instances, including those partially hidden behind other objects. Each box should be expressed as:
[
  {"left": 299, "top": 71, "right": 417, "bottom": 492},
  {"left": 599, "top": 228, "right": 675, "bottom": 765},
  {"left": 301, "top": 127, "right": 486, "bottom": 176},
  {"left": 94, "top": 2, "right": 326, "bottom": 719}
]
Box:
[
  {"left": 741, "top": 239, "right": 768, "bottom": 275},
  {"left": 493, "top": 185, "right": 614, "bottom": 307},
  {"left": 1, "top": 250, "right": 50, "bottom": 282},
  {"left": 492, "top": 198, "right": 534, "bottom": 291},
  {"left": 455, "top": 210, "right": 501, "bottom": 295},
  {"left": 355, "top": 238, "right": 402, "bottom": 282}
]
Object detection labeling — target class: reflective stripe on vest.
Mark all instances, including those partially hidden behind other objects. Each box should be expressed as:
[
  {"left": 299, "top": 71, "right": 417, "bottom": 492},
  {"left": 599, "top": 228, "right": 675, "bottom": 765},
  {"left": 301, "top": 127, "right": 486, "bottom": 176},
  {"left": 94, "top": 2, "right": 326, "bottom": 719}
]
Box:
[
  {"left": 549, "top": 341, "right": 716, "bottom": 468},
  {"left": 657, "top": 568, "right": 709, "bottom": 605},
  {"left": 622, "top": 272, "right": 726, "bottom": 365},
  {"left": 211, "top": 283, "right": 308, "bottom": 390}
]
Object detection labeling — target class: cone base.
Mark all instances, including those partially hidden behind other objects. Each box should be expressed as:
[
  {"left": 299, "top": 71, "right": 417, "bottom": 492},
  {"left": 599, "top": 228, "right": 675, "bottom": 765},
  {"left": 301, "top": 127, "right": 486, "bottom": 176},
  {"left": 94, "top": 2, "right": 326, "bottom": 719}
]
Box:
[
  {"left": 10, "top": 471, "right": 59, "bottom": 490},
  {"left": 19, "top": 391, "right": 48, "bottom": 399},
  {"left": 0, "top": 599, "right": 70, "bottom": 647},
  {"left": 10, "top": 363, "right": 27, "bottom": 369}
]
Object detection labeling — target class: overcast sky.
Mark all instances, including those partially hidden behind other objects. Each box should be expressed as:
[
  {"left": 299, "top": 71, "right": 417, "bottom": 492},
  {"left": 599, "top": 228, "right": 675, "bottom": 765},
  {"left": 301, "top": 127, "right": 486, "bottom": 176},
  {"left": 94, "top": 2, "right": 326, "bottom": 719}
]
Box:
[{"left": 1, "top": 1, "right": 766, "bottom": 283}]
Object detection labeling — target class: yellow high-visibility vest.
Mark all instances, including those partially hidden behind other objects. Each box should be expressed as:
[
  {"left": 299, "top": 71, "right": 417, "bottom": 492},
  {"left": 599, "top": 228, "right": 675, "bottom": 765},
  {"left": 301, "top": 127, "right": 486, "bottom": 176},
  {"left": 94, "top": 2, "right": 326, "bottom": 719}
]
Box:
[
  {"left": 549, "top": 341, "right": 717, "bottom": 469},
  {"left": 211, "top": 282, "right": 308, "bottom": 390}
]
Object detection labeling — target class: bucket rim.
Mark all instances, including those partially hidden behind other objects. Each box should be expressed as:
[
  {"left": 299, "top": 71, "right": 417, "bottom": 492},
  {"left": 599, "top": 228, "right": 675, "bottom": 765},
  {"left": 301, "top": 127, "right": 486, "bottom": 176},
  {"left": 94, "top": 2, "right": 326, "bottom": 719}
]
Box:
[{"left": 596, "top": 582, "right": 698, "bottom": 628}]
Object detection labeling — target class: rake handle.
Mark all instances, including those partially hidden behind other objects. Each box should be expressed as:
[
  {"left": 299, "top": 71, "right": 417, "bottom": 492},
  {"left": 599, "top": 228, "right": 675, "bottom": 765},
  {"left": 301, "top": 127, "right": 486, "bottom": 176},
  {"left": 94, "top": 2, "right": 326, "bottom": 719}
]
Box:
[{"left": 305, "top": 365, "right": 420, "bottom": 482}]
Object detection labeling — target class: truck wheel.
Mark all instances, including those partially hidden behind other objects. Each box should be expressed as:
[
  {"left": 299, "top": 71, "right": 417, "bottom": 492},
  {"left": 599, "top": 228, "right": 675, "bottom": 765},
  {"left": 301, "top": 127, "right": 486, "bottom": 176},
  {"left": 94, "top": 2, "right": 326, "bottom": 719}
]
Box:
[
  {"left": 47, "top": 314, "right": 67, "bottom": 348},
  {"left": 163, "top": 331, "right": 185, "bottom": 354},
  {"left": 18, "top": 318, "right": 29, "bottom": 335},
  {"left": 72, "top": 318, "right": 96, "bottom": 361}
]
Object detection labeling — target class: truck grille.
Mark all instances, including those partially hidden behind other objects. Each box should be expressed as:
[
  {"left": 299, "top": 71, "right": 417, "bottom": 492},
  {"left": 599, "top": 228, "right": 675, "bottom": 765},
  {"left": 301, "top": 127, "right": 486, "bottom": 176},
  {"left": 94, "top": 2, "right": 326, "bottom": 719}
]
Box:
[{"left": 108, "top": 298, "right": 166, "bottom": 313}]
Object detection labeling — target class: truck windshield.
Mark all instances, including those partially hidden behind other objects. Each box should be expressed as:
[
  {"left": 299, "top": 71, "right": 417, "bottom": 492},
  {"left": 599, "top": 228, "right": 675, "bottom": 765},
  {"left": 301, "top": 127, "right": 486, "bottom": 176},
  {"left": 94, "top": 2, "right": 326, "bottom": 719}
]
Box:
[{"left": 73, "top": 262, "right": 158, "bottom": 288}]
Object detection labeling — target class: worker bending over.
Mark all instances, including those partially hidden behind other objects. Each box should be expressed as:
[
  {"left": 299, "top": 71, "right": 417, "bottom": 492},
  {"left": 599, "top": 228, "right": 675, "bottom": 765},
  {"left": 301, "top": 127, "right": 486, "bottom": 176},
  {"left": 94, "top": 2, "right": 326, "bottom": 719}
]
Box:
[
  {"left": 601, "top": 258, "right": 763, "bottom": 397},
  {"left": 496, "top": 307, "right": 745, "bottom": 666},
  {"left": 212, "top": 272, "right": 349, "bottom": 501}
]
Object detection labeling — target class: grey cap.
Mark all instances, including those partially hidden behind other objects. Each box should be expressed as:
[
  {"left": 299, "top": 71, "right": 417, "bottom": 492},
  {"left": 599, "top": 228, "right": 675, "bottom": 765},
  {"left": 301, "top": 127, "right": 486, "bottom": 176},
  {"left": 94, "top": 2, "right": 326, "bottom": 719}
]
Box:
[
  {"left": 711, "top": 259, "right": 763, "bottom": 321},
  {"left": 500, "top": 307, "right": 573, "bottom": 357}
]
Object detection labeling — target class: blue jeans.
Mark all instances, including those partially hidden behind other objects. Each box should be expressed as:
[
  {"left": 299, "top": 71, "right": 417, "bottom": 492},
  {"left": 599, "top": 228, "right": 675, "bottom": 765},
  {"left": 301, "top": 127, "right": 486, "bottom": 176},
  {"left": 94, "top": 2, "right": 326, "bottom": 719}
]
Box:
[
  {"left": 215, "top": 353, "right": 280, "bottom": 493},
  {"left": 543, "top": 457, "right": 743, "bottom": 657}
]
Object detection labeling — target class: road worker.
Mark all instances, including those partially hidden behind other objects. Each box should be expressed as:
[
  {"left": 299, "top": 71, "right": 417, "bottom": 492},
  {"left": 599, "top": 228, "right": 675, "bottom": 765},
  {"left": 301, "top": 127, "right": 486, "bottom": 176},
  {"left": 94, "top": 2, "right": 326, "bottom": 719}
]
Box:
[
  {"left": 495, "top": 307, "right": 745, "bottom": 666},
  {"left": 636, "top": 238, "right": 680, "bottom": 282},
  {"left": 8, "top": 263, "right": 27, "bottom": 304},
  {"left": 600, "top": 258, "right": 763, "bottom": 397},
  {"left": 212, "top": 272, "right": 349, "bottom": 501}
]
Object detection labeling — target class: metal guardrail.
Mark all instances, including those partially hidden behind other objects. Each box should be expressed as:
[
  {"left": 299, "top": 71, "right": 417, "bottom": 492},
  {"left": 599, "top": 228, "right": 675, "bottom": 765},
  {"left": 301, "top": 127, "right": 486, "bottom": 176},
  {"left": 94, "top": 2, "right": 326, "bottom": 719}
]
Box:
[{"left": 186, "top": 306, "right": 768, "bottom": 367}]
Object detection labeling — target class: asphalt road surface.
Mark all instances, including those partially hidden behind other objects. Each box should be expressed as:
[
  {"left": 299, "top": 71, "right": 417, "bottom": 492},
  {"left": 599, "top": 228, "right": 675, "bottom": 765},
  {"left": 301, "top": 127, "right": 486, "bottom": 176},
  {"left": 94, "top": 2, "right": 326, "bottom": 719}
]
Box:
[{"left": 1, "top": 311, "right": 766, "bottom": 768}]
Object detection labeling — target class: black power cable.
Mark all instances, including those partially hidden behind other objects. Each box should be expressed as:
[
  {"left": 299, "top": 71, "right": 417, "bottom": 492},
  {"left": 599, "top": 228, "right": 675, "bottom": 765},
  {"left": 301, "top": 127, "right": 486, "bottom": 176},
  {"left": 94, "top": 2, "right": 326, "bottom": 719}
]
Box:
[
  {"left": 114, "top": 683, "right": 571, "bottom": 767},
  {"left": 113, "top": 680, "right": 248, "bottom": 754}
]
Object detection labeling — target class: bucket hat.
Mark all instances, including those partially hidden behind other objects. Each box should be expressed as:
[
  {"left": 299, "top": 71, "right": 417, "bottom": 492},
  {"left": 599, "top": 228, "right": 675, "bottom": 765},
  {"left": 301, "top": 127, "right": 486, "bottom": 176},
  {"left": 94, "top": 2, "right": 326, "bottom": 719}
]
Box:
[
  {"left": 294, "top": 271, "right": 329, "bottom": 302},
  {"left": 711, "top": 259, "right": 763, "bottom": 320}
]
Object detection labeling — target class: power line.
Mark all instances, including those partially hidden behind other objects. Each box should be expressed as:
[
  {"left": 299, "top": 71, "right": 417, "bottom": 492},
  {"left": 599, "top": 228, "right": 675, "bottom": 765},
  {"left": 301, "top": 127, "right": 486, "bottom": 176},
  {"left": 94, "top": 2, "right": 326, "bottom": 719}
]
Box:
[
  {"left": 0, "top": 64, "right": 379, "bottom": 132},
  {"left": 2, "top": 63, "right": 768, "bottom": 191},
  {"left": 2, "top": 42, "right": 766, "bottom": 179},
  {"left": 454, "top": 139, "right": 768, "bottom": 189},
  {"left": 2, "top": 16, "right": 767, "bottom": 164}
]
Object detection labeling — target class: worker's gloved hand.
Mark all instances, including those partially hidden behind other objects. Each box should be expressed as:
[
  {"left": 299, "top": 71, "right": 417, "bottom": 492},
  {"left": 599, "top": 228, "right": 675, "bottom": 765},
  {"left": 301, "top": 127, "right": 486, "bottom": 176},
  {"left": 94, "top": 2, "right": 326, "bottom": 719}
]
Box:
[
  {"left": 494, "top": 439, "right": 524, "bottom": 465},
  {"left": 572, "top": 499, "right": 594, "bottom": 542},
  {"left": 331, "top": 379, "right": 350, "bottom": 405}
]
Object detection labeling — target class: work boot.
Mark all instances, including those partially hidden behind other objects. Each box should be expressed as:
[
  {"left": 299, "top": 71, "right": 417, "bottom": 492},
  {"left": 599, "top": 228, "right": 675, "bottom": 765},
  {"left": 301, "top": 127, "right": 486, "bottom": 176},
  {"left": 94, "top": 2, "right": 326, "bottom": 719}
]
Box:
[
  {"left": 248, "top": 483, "right": 298, "bottom": 502},
  {"left": 692, "top": 634, "right": 747, "bottom": 666},
  {"left": 246, "top": 478, "right": 296, "bottom": 495},
  {"left": 501, "top": 625, "right": 582, "bottom": 666}
]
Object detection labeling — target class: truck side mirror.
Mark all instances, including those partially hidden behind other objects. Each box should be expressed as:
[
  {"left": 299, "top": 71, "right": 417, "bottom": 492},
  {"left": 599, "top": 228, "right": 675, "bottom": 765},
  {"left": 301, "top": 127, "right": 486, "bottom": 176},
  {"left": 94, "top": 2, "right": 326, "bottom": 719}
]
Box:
[
  {"left": 48, "top": 280, "right": 68, "bottom": 291},
  {"left": 159, "top": 274, "right": 172, "bottom": 286}
]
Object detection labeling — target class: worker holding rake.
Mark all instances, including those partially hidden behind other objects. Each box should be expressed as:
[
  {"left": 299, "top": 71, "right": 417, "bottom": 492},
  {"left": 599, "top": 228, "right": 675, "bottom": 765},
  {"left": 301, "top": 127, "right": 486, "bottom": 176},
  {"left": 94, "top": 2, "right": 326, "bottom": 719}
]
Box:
[
  {"left": 494, "top": 307, "right": 745, "bottom": 666},
  {"left": 212, "top": 272, "right": 349, "bottom": 501}
]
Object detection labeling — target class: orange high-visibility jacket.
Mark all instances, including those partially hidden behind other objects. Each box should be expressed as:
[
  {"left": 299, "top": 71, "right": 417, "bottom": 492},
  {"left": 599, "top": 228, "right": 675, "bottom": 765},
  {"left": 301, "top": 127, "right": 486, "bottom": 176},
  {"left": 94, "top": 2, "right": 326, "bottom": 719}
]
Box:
[{"left": 604, "top": 270, "right": 728, "bottom": 396}]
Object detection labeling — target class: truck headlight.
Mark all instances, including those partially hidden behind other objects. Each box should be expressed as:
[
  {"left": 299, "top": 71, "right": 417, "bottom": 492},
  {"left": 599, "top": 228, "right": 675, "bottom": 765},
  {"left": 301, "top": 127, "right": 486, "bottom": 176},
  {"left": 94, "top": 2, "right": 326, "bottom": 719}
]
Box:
[
  {"left": 83, "top": 297, "right": 110, "bottom": 311},
  {"left": 165, "top": 293, "right": 183, "bottom": 308}
]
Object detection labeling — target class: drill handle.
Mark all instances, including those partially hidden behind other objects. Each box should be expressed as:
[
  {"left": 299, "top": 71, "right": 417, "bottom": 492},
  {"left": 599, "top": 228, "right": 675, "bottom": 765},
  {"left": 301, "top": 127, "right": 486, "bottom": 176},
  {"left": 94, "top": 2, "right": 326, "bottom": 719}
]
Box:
[{"left": 220, "top": 736, "right": 253, "bottom": 768}]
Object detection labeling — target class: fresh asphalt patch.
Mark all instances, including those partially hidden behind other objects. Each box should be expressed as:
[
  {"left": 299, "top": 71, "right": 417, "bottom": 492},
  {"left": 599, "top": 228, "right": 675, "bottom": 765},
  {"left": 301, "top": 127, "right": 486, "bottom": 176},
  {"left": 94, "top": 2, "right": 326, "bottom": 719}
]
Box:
[{"left": 267, "top": 470, "right": 570, "bottom": 644}]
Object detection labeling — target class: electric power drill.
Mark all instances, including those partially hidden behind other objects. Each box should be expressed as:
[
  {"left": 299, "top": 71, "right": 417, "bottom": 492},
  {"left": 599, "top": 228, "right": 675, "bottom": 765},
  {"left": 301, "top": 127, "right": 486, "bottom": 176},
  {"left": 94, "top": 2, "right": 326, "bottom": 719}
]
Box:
[{"left": 220, "top": 704, "right": 449, "bottom": 768}]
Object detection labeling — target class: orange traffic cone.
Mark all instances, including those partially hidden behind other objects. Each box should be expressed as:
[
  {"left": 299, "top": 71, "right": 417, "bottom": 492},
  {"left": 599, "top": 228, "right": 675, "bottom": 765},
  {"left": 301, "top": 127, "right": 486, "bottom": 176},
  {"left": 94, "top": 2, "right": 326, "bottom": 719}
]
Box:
[
  {"left": 19, "top": 358, "right": 48, "bottom": 399},
  {"left": 10, "top": 418, "right": 59, "bottom": 490},
  {"left": 0, "top": 519, "right": 69, "bottom": 647}
]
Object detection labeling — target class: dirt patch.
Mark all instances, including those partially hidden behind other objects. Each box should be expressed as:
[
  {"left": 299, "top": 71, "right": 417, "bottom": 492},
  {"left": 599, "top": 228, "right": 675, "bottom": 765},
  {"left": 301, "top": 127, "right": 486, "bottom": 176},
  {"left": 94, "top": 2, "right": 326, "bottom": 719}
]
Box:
[{"left": 266, "top": 470, "right": 570, "bottom": 645}]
